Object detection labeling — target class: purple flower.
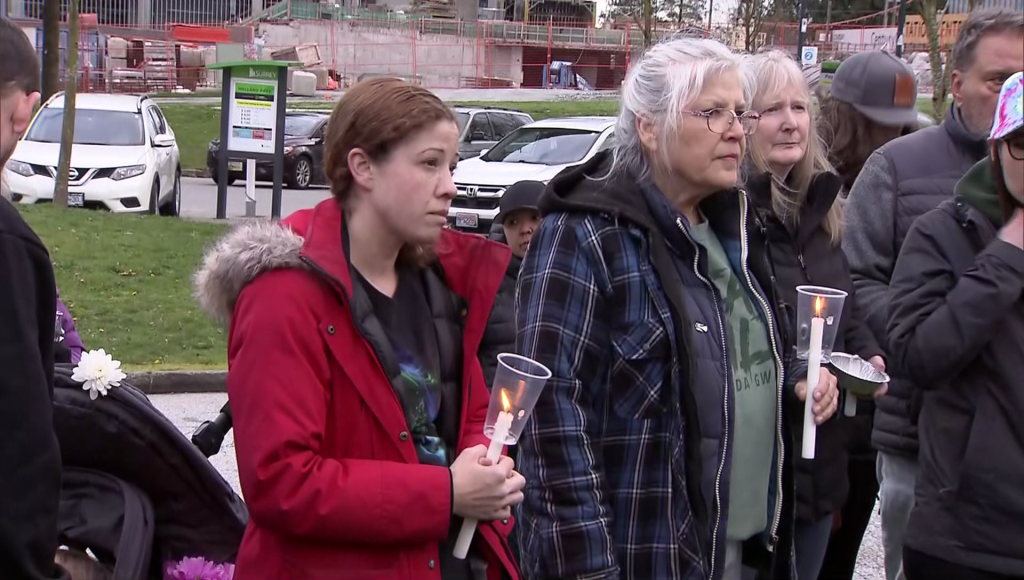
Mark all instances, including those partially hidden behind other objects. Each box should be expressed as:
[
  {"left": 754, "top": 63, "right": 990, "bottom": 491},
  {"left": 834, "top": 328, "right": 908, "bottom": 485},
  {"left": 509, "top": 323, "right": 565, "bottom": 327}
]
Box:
[{"left": 164, "top": 557, "right": 234, "bottom": 580}]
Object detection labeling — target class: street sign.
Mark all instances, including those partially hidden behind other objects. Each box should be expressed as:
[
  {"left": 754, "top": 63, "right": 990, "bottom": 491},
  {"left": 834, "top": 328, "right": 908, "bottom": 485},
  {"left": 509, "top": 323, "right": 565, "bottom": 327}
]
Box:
[
  {"left": 227, "top": 66, "right": 280, "bottom": 155},
  {"left": 206, "top": 59, "right": 298, "bottom": 220},
  {"left": 802, "top": 46, "right": 819, "bottom": 65}
]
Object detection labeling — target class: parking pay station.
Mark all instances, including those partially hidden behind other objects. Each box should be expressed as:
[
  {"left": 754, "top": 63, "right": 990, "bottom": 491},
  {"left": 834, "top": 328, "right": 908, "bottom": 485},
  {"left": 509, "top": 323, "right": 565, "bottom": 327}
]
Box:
[{"left": 206, "top": 60, "right": 297, "bottom": 219}]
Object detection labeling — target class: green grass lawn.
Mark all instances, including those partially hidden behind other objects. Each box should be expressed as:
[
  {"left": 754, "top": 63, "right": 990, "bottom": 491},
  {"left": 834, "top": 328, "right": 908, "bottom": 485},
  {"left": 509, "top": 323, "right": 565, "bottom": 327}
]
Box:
[{"left": 21, "top": 205, "right": 230, "bottom": 370}]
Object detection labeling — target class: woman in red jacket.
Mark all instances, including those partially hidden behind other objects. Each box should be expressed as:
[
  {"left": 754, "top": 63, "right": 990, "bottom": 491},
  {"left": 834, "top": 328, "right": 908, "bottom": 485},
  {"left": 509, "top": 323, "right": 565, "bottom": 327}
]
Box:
[{"left": 194, "top": 78, "right": 524, "bottom": 580}]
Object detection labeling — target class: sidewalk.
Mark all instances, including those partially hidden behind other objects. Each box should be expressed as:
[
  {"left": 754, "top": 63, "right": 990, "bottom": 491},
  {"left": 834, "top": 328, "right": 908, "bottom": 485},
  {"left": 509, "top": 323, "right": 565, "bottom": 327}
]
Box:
[{"left": 151, "top": 392, "right": 886, "bottom": 578}]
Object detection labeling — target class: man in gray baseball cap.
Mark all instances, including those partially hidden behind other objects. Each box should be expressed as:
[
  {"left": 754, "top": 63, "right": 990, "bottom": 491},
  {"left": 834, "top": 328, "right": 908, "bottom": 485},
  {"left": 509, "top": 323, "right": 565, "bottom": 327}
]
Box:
[{"left": 830, "top": 50, "right": 920, "bottom": 128}]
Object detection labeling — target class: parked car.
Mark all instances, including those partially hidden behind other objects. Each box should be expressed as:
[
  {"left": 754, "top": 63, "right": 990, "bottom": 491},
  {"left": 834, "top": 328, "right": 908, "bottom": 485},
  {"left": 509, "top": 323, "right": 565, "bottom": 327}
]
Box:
[
  {"left": 3, "top": 93, "right": 182, "bottom": 215},
  {"left": 448, "top": 116, "right": 616, "bottom": 234},
  {"left": 206, "top": 112, "right": 329, "bottom": 190},
  {"left": 453, "top": 106, "right": 533, "bottom": 160}
]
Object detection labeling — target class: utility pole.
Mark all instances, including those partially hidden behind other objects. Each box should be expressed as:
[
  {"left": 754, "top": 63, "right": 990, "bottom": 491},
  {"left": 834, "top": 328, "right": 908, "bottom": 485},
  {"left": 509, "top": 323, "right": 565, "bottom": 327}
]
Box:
[
  {"left": 797, "top": 0, "right": 808, "bottom": 63},
  {"left": 708, "top": 0, "right": 714, "bottom": 31},
  {"left": 895, "top": 0, "right": 908, "bottom": 57},
  {"left": 826, "top": 0, "right": 833, "bottom": 48}
]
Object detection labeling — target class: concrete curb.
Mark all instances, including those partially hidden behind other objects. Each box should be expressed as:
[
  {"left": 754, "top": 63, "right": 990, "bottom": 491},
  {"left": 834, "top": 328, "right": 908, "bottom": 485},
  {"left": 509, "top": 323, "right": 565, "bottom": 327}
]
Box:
[
  {"left": 181, "top": 168, "right": 210, "bottom": 179},
  {"left": 127, "top": 370, "right": 227, "bottom": 395}
]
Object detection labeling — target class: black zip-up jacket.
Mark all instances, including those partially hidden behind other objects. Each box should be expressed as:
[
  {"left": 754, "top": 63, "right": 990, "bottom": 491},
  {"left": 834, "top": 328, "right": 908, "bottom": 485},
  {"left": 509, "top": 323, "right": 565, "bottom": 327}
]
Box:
[
  {"left": 887, "top": 159, "right": 1024, "bottom": 576},
  {"left": 0, "top": 199, "right": 69, "bottom": 580},
  {"left": 479, "top": 254, "right": 521, "bottom": 389},
  {"left": 746, "top": 172, "right": 883, "bottom": 523}
]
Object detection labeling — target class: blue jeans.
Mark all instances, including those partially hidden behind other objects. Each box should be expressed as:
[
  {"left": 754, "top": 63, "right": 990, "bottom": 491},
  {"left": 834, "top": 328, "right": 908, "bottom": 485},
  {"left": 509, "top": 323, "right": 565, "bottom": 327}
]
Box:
[
  {"left": 794, "top": 513, "right": 834, "bottom": 580},
  {"left": 877, "top": 452, "right": 919, "bottom": 580}
]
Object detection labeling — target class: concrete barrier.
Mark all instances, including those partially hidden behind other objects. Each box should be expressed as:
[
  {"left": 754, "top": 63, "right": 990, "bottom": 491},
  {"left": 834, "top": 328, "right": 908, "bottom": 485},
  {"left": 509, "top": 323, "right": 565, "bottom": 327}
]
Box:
[{"left": 127, "top": 370, "right": 227, "bottom": 394}]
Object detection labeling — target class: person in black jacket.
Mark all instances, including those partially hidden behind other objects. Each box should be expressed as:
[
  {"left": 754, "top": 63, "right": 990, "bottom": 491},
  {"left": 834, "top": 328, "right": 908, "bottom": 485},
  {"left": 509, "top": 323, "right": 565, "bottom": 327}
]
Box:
[
  {"left": 887, "top": 72, "right": 1024, "bottom": 580},
  {"left": 743, "top": 50, "right": 887, "bottom": 580},
  {"left": 478, "top": 179, "right": 543, "bottom": 390},
  {"left": 842, "top": 13, "right": 1023, "bottom": 580},
  {"left": 0, "top": 16, "right": 71, "bottom": 580}
]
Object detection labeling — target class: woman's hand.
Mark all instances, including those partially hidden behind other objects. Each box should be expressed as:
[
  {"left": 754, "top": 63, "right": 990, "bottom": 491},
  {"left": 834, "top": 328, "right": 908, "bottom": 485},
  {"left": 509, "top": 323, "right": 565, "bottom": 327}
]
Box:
[
  {"left": 450, "top": 445, "right": 526, "bottom": 521},
  {"left": 868, "top": 355, "right": 889, "bottom": 398},
  {"left": 795, "top": 368, "right": 839, "bottom": 424}
]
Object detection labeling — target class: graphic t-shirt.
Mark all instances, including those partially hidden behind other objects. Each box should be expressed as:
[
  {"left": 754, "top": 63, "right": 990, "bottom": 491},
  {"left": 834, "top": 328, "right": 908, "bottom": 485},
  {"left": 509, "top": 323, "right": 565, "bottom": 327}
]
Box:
[
  {"left": 689, "top": 220, "right": 778, "bottom": 542},
  {"left": 357, "top": 267, "right": 449, "bottom": 467},
  {"left": 356, "top": 267, "right": 474, "bottom": 580}
]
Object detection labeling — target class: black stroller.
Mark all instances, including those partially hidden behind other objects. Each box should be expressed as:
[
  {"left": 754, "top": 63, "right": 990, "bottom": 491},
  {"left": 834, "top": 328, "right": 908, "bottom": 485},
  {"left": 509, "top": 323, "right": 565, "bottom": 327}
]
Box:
[{"left": 53, "top": 364, "right": 248, "bottom": 579}]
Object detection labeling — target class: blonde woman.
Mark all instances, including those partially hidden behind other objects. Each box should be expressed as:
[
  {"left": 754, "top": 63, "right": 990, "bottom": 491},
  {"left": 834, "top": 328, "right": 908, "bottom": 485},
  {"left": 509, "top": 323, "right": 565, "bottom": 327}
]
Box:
[{"left": 742, "top": 50, "right": 886, "bottom": 580}]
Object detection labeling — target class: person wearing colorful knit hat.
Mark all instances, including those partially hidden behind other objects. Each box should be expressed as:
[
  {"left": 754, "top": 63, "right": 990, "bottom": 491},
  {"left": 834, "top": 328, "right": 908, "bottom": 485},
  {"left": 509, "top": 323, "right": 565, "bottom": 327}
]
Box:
[{"left": 886, "top": 70, "right": 1024, "bottom": 580}]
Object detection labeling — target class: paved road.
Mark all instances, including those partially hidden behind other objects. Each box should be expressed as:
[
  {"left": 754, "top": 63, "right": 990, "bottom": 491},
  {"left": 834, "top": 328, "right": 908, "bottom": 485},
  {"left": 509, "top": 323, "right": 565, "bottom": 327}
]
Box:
[
  {"left": 151, "top": 392, "right": 887, "bottom": 579},
  {"left": 179, "top": 176, "right": 331, "bottom": 220}
]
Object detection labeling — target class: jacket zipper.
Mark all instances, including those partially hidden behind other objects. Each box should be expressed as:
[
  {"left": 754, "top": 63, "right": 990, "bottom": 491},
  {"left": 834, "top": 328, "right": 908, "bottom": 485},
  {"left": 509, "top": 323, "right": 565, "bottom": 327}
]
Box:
[
  {"left": 738, "top": 193, "right": 786, "bottom": 549},
  {"left": 675, "top": 216, "right": 729, "bottom": 580}
]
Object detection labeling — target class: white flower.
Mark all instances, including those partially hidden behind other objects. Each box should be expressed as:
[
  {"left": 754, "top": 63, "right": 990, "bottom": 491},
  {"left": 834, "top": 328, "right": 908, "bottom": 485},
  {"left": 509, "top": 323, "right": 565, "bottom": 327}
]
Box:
[{"left": 71, "top": 349, "right": 127, "bottom": 400}]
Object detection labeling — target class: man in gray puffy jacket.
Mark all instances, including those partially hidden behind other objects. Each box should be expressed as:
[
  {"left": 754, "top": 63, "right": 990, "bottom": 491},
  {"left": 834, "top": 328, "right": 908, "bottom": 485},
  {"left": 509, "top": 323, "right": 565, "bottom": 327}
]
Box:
[{"left": 842, "top": 9, "right": 1024, "bottom": 580}]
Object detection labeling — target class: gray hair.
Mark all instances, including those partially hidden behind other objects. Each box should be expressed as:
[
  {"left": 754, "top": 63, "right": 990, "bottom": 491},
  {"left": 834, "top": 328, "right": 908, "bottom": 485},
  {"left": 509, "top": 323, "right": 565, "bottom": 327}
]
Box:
[
  {"left": 952, "top": 8, "right": 1024, "bottom": 72},
  {"left": 608, "top": 37, "right": 743, "bottom": 184}
]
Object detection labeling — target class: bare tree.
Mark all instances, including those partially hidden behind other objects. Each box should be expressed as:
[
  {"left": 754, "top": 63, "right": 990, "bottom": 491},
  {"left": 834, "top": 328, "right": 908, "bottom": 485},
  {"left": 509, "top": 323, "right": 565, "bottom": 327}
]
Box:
[
  {"left": 54, "top": 0, "right": 78, "bottom": 208},
  {"left": 605, "top": 0, "right": 707, "bottom": 49},
  {"left": 42, "top": 0, "right": 62, "bottom": 100},
  {"left": 919, "top": 0, "right": 948, "bottom": 116},
  {"left": 737, "top": 0, "right": 774, "bottom": 53}
]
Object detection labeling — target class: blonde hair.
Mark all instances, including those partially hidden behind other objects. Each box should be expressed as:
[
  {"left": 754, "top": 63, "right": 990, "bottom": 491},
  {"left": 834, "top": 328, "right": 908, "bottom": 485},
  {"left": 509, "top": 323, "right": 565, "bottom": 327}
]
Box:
[{"left": 742, "top": 50, "right": 844, "bottom": 244}]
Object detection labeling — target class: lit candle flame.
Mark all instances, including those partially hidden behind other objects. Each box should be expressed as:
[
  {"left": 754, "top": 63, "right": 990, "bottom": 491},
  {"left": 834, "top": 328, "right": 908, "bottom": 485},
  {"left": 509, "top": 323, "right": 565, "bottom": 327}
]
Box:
[
  {"left": 814, "top": 296, "right": 824, "bottom": 317},
  {"left": 501, "top": 389, "right": 511, "bottom": 412}
]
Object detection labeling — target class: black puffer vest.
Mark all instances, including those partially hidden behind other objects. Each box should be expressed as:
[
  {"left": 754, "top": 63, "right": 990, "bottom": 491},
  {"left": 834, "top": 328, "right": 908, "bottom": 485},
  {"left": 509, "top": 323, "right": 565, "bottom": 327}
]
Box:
[
  {"left": 870, "top": 105, "right": 987, "bottom": 457},
  {"left": 747, "top": 172, "right": 883, "bottom": 522}
]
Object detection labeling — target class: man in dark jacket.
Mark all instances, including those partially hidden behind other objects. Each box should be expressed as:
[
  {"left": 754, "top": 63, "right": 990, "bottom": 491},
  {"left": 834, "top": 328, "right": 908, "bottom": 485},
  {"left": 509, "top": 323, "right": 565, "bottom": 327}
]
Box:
[
  {"left": 842, "top": 9, "right": 1023, "bottom": 580},
  {"left": 478, "top": 180, "right": 543, "bottom": 388},
  {"left": 886, "top": 97, "right": 1024, "bottom": 577},
  {"left": 0, "top": 16, "right": 70, "bottom": 580}
]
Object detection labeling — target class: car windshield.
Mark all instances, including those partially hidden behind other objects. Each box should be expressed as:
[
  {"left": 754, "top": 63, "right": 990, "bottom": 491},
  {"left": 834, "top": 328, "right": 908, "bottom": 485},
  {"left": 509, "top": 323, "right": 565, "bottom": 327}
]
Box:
[
  {"left": 25, "top": 108, "right": 145, "bottom": 146},
  {"left": 482, "top": 127, "right": 601, "bottom": 165},
  {"left": 455, "top": 112, "right": 470, "bottom": 133},
  {"left": 284, "top": 116, "right": 322, "bottom": 137}
]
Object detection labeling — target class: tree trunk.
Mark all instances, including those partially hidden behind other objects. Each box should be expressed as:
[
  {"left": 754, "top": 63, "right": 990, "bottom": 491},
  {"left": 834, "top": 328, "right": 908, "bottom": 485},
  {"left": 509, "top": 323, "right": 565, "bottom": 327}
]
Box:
[
  {"left": 643, "top": 0, "right": 653, "bottom": 49},
  {"left": 54, "top": 0, "right": 78, "bottom": 209},
  {"left": 920, "top": 0, "right": 947, "bottom": 117},
  {"left": 42, "top": 0, "right": 62, "bottom": 100}
]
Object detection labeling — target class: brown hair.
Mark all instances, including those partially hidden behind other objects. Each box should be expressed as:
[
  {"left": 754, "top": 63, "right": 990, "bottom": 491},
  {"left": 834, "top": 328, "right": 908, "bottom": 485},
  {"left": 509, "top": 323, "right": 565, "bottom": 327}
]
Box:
[
  {"left": 817, "top": 96, "right": 907, "bottom": 191},
  {"left": 0, "top": 16, "right": 40, "bottom": 98},
  {"left": 324, "top": 77, "right": 454, "bottom": 203},
  {"left": 322, "top": 78, "right": 455, "bottom": 267},
  {"left": 991, "top": 130, "right": 1024, "bottom": 221}
]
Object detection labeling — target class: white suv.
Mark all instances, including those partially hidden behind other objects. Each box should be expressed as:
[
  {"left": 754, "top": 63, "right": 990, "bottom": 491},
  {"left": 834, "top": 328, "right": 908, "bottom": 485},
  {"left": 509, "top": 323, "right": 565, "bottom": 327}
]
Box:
[
  {"left": 448, "top": 116, "right": 616, "bottom": 234},
  {"left": 3, "top": 93, "right": 182, "bottom": 215}
]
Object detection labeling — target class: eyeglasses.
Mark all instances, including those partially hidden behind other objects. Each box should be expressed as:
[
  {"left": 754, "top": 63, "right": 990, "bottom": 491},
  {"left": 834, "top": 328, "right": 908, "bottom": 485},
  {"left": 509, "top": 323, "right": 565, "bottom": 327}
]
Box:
[
  {"left": 1005, "top": 138, "right": 1024, "bottom": 161},
  {"left": 683, "top": 108, "right": 762, "bottom": 135}
]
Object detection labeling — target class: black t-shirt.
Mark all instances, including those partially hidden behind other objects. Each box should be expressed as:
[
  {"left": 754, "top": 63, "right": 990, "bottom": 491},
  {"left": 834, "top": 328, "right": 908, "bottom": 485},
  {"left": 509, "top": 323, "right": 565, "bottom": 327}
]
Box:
[{"left": 354, "top": 266, "right": 475, "bottom": 580}]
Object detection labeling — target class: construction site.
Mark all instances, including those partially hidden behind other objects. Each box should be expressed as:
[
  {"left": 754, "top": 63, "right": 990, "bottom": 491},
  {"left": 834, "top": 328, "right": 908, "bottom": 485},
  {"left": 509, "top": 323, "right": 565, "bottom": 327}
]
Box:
[{"left": 2, "top": 0, "right": 1022, "bottom": 95}]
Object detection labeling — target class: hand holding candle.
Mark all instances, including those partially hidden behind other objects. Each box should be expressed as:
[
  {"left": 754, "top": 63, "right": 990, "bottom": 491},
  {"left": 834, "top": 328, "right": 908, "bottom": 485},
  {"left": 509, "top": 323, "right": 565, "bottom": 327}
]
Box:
[
  {"left": 795, "top": 286, "right": 848, "bottom": 460},
  {"left": 452, "top": 354, "right": 551, "bottom": 560}
]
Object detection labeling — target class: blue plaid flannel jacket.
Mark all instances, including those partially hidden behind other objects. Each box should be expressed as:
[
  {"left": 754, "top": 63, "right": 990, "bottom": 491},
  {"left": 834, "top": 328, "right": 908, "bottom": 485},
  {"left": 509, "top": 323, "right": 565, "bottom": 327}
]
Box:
[{"left": 514, "top": 208, "right": 712, "bottom": 580}]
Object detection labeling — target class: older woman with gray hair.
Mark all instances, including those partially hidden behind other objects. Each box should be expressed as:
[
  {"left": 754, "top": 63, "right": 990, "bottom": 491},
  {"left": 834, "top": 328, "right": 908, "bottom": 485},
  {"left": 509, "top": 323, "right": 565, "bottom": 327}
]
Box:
[{"left": 515, "top": 38, "right": 839, "bottom": 580}]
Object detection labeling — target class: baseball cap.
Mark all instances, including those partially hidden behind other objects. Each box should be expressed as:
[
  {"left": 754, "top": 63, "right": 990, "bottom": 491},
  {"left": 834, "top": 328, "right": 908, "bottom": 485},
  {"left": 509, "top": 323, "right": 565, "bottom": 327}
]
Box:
[
  {"left": 830, "top": 51, "right": 919, "bottom": 127},
  {"left": 496, "top": 180, "right": 545, "bottom": 224},
  {"left": 990, "top": 71, "right": 1023, "bottom": 141}
]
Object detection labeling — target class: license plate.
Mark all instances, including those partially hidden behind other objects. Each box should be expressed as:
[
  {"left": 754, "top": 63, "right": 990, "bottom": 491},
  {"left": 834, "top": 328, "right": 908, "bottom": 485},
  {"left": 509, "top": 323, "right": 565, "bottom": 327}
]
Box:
[
  {"left": 228, "top": 161, "right": 243, "bottom": 172},
  {"left": 68, "top": 192, "right": 84, "bottom": 207},
  {"left": 455, "top": 213, "right": 478, "bottom": 229}
]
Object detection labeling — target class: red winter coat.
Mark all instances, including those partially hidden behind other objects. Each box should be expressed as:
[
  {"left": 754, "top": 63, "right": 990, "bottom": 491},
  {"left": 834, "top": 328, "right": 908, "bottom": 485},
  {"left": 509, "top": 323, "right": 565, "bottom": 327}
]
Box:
[{"left": 195, "top": 199, "right": 517, "bottom": 580}]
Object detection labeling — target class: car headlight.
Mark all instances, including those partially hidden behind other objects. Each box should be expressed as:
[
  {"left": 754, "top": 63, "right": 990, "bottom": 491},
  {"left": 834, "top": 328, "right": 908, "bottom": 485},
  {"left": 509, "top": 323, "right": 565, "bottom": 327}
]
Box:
[
  {"left": 6, "top": 159, "right": 33, "bottom": 177},
  {"left": 111, "top": 164, "right": 147, "bottom": 181}
]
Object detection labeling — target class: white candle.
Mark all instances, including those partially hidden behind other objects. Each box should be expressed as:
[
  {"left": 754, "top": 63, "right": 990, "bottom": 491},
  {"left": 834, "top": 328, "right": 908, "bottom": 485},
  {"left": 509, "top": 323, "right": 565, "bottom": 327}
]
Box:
[
  {"left": 453, "top": 399, "right": 514, "bottom": 559},
  {"left": 843, "top": 390, "right": 857, "bottom": 417},
  {"left": 803, "top": 305, "right": 824, "bottom": 460}
]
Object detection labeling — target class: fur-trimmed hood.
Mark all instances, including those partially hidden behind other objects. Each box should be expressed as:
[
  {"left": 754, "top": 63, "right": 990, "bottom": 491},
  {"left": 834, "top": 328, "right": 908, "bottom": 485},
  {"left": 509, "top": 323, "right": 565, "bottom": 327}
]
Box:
[{"left": 194, "top": 219, "right": 307, "bottom": 325}]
